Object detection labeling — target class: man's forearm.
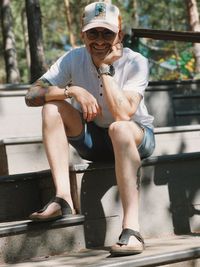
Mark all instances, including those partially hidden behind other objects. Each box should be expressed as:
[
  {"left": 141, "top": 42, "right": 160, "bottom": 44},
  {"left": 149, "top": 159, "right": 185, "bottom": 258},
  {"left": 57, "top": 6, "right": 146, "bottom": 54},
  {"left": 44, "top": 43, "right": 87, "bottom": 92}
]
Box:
[
  {"left": 25, "top": 80, "right": 67, "bottom": 107},
  {"left": 25, "top": 84, "right": 49, "bottom": 106},
  {"left": 25, "top": 79, "right": 52, "bottom": 107},
  {"left": 101, "top": 74, "right": 133, "bottom": 121}
]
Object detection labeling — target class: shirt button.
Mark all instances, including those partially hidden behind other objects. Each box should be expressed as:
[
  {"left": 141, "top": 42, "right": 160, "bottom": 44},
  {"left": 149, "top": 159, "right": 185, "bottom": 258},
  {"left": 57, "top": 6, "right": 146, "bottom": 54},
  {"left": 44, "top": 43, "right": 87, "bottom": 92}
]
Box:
[
  {"left": 98, "top": 76, "right": 100, "bottom": 79},
  {"left": 100, "top": 84, "right": 103, "bottom": 87},
  {"left": 100, "top": 93, "right": 103, "bottom": 96}
]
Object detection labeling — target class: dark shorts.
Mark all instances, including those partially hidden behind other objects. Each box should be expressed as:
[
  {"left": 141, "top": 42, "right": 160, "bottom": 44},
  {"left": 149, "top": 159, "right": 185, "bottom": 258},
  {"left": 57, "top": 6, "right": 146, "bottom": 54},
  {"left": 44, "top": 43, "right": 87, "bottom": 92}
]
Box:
[{"left": 68, "top": 120, "right": 155, "bottom": 162}]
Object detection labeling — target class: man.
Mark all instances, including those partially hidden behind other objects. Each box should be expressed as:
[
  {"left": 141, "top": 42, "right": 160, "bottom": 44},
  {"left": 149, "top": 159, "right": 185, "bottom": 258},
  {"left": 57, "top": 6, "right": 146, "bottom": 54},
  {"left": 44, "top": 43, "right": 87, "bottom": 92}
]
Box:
[{"left": 25, "top": 1, "right": 155, "bottom": 256}]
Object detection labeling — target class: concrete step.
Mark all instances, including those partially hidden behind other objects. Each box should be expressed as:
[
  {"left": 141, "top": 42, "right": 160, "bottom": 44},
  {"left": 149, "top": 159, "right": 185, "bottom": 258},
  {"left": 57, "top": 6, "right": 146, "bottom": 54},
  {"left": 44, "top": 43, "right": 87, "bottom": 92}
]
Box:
[
  {"left": 0, "top": 170, "right": 55, "bottom": 222},
  {"left": 0, "top": 85, "right": 42, "bottom": 140},
  {"left": 0, "top": 136, "right": 85, "bottom": 175},
  {"left": 1, "top": 124, "right": 200, "bottom": 176},
  {"left": 1, "top": 81, "right": 200, "bottom": 142},
  {"left": 0, "top": 216, "right": 85, "bottom": 264},
  {"left": 154, "top": 124, "right": 200, "bottom": 155},
  {"left": 1, "top": 151, "right": 200, "bottom": 227},
  {"left": 1, "top": 235, "right": 200, "bottom": 266},
  {"left": 146, "top": 79, "right": 200, "bottom": 127},
  {"left": 0, "top": 151, "right": 200, "bottom": 263}
]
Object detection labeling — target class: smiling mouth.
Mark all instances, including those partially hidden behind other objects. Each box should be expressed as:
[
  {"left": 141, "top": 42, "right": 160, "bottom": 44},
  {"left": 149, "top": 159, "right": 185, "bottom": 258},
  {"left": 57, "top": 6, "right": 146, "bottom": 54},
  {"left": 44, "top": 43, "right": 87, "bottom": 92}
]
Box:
[
  {"left": 92, "top": 44, "right": 110, "bottom": 53},
  {"left": 93, "top": 45, "right": 106, "bottom": 50}
]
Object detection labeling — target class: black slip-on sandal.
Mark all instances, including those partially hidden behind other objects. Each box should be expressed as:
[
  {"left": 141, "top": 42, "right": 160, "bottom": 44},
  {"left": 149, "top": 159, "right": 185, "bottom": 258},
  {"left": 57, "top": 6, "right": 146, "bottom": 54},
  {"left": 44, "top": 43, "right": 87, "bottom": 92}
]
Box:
[
  {"left": 29, "top": 196, "right": 75, "bottom": 222},
  {"left": 110, "top": 228, "right": 145, "bottom": 256}
]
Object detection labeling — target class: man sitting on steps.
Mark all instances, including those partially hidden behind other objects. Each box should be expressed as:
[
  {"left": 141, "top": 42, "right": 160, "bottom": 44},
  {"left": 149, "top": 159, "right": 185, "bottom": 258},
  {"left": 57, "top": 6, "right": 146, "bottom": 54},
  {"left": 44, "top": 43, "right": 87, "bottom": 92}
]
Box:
[{"left": 25, "top": 1, "right": 155, "bottom": 256}]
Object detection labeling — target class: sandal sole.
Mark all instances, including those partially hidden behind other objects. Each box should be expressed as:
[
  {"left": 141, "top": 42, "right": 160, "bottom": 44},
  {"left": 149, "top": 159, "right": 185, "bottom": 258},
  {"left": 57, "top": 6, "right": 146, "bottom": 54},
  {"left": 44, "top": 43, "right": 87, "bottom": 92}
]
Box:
[
  {"left": 110, "top": 248, "right": 143, "bottom": 256},
  {"left": 29, "top": 215, "right": 62, "bottom": 222}
]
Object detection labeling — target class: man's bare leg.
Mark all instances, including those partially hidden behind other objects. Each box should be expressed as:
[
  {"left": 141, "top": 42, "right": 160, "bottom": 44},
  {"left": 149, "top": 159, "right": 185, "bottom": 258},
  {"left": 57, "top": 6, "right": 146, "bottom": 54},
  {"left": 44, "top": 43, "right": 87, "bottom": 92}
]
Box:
[
  {"left": 109, "top": 121, "right": 144, "bottom": 249},
  {"left": 30, "top": 100, "right": 83, "bottom": 218}
]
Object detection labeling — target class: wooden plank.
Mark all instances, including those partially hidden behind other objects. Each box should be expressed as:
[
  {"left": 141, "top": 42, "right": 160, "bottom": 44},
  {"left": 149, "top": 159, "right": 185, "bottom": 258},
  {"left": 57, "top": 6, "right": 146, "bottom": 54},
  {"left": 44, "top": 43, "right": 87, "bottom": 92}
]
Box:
[
  {"left": 0, "top": 215, "right": 85, "bottom": 236},
  {"left": 154, "top": 124, "right": 200, "bottom": 134},
  {"left": 175, "top": 111, "right": 200, "bottom": 116},
  {"left": 0, "top": 84, "right": 29, "bottom": 90},
  {"left": 173, "top": 94, "right": 200, "bottom": 99},
  {"left": 2, "top": 136, "right": 42, "bottom": 145},
  {"left": 132, "top": 28, "right": 200, "bottom": 43}
]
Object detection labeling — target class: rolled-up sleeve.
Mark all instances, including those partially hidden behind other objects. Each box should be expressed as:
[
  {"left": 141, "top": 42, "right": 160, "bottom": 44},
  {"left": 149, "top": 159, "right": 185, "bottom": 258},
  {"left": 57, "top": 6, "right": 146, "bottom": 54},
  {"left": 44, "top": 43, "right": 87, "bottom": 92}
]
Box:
[
  {"left": 122, "top": 54, "right": 149, "bottom": 97},
  {"left": 41, "top": 52, "right": 72, "bottom": 87}
]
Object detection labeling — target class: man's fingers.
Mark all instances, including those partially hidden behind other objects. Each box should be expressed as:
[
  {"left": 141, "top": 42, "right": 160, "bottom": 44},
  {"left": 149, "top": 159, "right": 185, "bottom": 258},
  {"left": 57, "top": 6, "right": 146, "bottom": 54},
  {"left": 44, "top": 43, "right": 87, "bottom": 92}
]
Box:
[
  {"left": 82, "top": 104, "right": 99, "bottom": 121},
  {"left": 82, "top": 104, "right": 88, "bottom": 120},
  {"left": 112, "top": 42, "right": 123, "bottom": 51},
  {"left": 81, "top": 95, "right": 101, "bottom": 121},
  {"left": 87, "top": 105, "right": 99, "bottom": 121}
]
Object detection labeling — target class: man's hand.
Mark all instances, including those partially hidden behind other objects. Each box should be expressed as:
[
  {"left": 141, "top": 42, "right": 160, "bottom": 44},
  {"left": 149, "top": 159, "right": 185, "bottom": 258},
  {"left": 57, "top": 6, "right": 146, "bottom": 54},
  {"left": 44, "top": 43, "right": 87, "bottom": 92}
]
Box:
[
  {"left": 104, "top": 42, "right": 123, "bottom": 64},
  {"left": 69, "top": 86, "right": 101, "bottom": 122},
  {"left": 94, "top": 42, "right": 123, "bottom": 67}
]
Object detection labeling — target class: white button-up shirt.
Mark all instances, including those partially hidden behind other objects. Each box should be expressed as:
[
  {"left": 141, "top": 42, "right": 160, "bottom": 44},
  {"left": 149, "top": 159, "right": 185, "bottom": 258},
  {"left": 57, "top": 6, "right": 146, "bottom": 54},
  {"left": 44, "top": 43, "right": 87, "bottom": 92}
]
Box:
[{"left": 42, "top": 46, "right": 154, "bottom": 128}]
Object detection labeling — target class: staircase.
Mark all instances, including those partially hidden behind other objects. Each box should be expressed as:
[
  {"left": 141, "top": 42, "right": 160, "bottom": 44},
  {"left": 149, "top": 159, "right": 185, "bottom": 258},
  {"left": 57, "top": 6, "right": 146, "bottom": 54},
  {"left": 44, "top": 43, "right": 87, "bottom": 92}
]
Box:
[
  {"left": 1, "top": 83, "right": 200, "bottom": 265},
  {"left": 0, "top": 150, "right": 200, "bottom": 265}
]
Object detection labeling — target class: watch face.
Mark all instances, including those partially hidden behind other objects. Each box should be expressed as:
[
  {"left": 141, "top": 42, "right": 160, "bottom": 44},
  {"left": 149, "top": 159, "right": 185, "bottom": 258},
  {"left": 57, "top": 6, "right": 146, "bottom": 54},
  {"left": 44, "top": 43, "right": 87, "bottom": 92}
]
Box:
[{"left": 99, "top": 65, "right": 115, "bottom": 76}]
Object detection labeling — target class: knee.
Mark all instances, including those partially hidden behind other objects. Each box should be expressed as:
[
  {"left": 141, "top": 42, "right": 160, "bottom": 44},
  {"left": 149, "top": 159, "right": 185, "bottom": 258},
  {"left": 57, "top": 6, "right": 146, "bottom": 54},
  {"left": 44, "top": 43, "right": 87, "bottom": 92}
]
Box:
[
  {"left": 42, "top": 101, "right": 62, "bottom": 124},
  {"left": 109, "top": 121, "right": 124, "bottom": 136},
  {"left": 109, "top": 121, "right": 131, "bottom": 144}
]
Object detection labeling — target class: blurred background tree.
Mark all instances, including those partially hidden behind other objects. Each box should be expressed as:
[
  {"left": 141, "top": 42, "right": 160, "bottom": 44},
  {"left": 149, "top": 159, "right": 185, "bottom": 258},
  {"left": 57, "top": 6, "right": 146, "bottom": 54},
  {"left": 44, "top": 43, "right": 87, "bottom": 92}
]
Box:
[
  {"left": 0, "top": 0, "right": 200, "bottom": 84},
  {"left": 0, "top": 0, "right": 20, "bottom": 83},
  {"left": 25, "top": 0, "right": 47, "bottom": 83},
  {"left": 185, "top": 0, "right": 200, "bottom": 75}
]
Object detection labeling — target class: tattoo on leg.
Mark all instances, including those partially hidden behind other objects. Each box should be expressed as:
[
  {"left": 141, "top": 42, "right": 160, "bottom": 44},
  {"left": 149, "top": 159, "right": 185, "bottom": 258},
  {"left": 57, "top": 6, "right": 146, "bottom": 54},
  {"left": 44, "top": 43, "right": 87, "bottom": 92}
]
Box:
[
  {"left": 117, "top": 97, "right": 123, "bottom": 106},
  {"left": 136, "top": 166, "right": 141, "bottom": 190}
]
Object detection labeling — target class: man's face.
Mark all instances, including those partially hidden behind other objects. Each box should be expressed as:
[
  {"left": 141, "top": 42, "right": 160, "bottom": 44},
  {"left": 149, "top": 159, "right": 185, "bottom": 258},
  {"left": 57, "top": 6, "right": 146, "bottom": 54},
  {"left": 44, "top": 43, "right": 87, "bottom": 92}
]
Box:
[{"left": 82, "top": 27, "right": 121, "bottom": 60}]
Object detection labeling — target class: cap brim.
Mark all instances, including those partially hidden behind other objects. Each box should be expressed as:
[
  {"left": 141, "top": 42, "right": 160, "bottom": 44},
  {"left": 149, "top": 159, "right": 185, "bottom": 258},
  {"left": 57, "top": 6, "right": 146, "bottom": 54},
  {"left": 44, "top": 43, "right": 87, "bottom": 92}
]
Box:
[{"left": 82, "top": 22, "right": 119, "bottom": 33}]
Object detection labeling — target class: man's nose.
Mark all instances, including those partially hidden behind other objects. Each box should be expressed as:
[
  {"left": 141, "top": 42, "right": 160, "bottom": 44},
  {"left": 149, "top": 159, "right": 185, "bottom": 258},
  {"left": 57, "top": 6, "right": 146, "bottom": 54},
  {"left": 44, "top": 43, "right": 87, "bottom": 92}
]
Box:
[{"left": 96, "top": 32, "right": 105, "bottom": 43}]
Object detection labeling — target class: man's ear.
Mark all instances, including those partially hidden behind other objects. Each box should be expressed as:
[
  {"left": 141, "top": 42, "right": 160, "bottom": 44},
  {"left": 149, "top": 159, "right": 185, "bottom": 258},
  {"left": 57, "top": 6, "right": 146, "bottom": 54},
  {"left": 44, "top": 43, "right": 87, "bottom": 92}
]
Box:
[
  {"left": 80, "top": 32, "right": 84, "bottom": 40},
  {"left": 119, "top": 31, "right": 124, "bottom": 42}
]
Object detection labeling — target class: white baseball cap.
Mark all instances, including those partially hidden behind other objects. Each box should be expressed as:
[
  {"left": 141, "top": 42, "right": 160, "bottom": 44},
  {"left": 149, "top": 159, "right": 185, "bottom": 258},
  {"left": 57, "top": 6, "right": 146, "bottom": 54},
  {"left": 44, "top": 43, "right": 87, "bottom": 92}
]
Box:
[{"left": 82, "top": 2, "right": 121, "bottom": 33}]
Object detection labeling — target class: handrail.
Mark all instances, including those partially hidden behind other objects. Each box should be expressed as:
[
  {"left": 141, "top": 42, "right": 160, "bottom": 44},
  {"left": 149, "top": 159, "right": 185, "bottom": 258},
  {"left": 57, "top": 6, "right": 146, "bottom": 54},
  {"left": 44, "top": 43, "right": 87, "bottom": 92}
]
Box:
[{"left": 132, "top": 28, "right": 200, "bottom": 43}]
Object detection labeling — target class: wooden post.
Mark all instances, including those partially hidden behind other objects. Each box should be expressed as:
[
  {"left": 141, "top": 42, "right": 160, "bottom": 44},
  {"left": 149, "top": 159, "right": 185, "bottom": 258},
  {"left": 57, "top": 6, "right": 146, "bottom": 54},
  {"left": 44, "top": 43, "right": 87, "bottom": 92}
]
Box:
[{"left": 0, "top": 142, "right": 8, "bottom": 176}]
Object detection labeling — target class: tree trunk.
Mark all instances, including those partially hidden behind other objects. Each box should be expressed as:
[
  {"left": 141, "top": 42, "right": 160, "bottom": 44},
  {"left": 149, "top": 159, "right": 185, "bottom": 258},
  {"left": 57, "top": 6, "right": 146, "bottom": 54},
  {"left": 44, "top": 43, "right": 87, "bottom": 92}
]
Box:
[
  {"left": 21, "top": 8, "right": 31, "bottom": 80},
  {"left": 132, "top": 0, "right": 139, "bottom": 27},
  {"left": 63, "top": 0, "right": 76, "bottom": 48},
  {"left": 25, "top": 0, "right": 47, "bottom": 83},
  {"left": 185, "top": 0, "right": 200, "bottom": 73},
  {"left": 0, "top": 0, "right": 20, "bottom": 84}
]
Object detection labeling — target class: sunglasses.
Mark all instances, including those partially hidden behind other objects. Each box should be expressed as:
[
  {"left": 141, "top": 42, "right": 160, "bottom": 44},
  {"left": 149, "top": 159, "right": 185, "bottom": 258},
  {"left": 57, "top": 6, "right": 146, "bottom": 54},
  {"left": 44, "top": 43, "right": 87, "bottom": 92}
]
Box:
[{"left": 86, "top": 29, "right": 117, "bottom": 41}]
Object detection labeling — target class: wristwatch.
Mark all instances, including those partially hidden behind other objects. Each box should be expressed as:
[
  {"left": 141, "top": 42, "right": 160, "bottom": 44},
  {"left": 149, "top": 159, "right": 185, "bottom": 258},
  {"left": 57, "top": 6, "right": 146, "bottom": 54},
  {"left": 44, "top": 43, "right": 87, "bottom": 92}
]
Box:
[{"left": 98, "top": 65, "right": 115, "bottom": 77}]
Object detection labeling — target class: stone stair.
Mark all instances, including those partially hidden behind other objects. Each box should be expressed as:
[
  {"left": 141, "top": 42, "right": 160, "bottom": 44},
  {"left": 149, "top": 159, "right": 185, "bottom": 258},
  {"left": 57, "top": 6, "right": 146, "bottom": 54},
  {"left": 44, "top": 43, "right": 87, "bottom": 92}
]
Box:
[
  {"left": 1, "top": 82, "right": 200, "bottom": 265},
  {"left": 0, "top": 150, "right": 200, "bottom": 264},
  {"left": 1, "top": 234, "right": 200, "bottom": 266}
]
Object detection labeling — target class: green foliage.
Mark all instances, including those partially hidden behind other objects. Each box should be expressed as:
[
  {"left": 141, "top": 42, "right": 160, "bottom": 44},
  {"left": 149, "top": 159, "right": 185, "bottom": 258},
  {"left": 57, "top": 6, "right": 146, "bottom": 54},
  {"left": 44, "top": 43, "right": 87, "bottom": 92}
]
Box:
[
  {"left": 0, "top": 0, "right": 199, "bottom": 83},
  {"left": 138, "top": 0, "right": 187, "bottom": 31},
  {"left": 121, "top": 0, "right": 197, "bottom": 81},
  {"left": 129, "top": 37, "right": 196, "bottom": 80},
  {"left": 40, "top": 0, "right": 66, "bottom": 50}
]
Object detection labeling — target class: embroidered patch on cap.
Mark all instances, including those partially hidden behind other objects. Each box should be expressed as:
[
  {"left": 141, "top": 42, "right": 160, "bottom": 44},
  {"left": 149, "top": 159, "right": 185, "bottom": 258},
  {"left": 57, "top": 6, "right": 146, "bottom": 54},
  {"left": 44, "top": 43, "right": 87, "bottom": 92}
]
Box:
[
  {"left": 95, "top": 3, "right": 106, "bottom": 18},
  {"left": 82, "top": 2, "right": 121, "bottom": 33}
]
